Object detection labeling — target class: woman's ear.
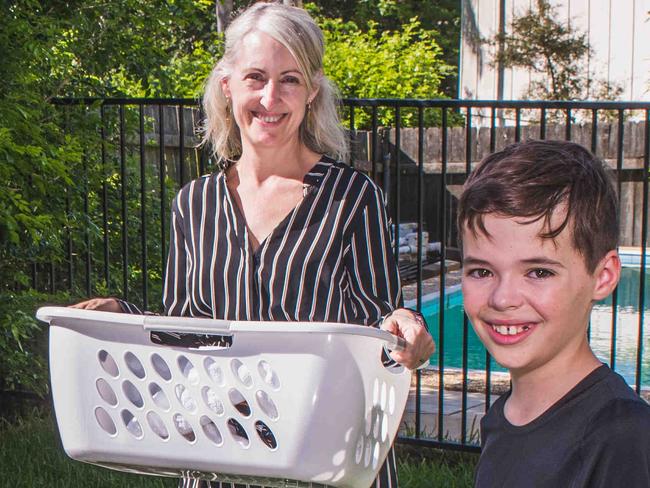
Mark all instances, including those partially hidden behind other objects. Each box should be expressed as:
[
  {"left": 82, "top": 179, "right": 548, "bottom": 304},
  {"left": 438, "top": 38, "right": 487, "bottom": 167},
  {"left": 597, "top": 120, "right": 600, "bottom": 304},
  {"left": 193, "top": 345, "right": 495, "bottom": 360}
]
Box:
[
  {"left": 308, "top": 70, "right": 322, "bottom": 104},
  {"left": 592, "top": 250, "right": 621, "bottom": 301},
  {"left": 221, "top": 77, "right": 231, "bottom": 99}
]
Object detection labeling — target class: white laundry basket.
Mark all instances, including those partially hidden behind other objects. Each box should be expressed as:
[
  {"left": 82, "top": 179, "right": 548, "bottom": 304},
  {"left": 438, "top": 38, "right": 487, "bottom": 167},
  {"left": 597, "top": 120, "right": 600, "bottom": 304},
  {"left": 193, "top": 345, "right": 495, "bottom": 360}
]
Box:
[{"left": 37, "top": 307, "right": 412, "bottom": 488}]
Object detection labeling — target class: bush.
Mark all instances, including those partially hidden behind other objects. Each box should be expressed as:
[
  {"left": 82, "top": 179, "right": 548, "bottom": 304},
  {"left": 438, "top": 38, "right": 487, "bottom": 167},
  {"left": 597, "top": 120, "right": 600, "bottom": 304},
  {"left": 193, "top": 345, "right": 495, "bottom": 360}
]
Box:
[
  {"left": 0, "top": 290, "right": 74, "bottom": 397},
  {"left": 318, "top": 14, "right": 455, "bottom": 128}
]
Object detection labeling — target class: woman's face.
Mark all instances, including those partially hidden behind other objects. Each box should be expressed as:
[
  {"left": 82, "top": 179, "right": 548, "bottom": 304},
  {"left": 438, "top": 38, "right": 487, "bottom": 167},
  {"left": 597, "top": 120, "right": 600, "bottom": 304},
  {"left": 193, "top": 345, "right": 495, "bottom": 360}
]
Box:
[{"left": 221, "top": 31, "right": 318, "bottom": 152}]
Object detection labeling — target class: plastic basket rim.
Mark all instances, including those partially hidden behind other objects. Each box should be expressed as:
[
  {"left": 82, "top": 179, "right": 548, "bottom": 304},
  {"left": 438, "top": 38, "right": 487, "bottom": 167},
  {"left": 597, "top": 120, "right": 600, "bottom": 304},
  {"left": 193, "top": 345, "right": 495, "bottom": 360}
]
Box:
[{"left": 36, "top": 306, "right": 402, "bottom": 347}]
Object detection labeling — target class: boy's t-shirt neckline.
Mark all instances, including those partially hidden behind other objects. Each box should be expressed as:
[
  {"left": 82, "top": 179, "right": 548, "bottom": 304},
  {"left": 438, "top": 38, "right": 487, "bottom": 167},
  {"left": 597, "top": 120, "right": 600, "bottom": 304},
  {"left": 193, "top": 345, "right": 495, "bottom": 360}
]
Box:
[{"left": 496, "top": 363, "right": 610, "bottom": 433}]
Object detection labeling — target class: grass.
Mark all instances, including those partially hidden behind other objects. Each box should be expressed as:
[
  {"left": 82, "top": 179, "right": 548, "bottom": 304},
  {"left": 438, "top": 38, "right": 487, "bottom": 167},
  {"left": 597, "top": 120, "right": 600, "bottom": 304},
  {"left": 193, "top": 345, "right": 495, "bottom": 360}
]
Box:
[
  {"left": 0, "top": 412, "right": 175, "bottom": 488},
  {"left": 0, "top": 411, "right": 477, "bottom": 487},
  {"left": 398, "top": 453, "right": 477, "bottom": 488}
]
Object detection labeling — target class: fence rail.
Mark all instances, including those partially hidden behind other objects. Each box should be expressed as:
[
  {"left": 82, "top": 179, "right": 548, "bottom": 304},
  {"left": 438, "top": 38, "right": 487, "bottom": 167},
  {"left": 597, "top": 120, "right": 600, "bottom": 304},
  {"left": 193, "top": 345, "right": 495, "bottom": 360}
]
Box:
[{"left": 38, "top": 97, "right": 650, "bottom": 452}]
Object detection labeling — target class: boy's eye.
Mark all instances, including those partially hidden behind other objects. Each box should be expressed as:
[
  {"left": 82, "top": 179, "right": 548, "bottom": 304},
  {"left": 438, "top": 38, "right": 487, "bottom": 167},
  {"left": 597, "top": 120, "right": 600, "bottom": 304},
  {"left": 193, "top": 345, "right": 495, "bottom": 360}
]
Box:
[
  {"left": 528, "top": 268, "right": 554, "bottom": 279},
  {"left": 467, "top": 268, "right": 492, "bottom": 279}
]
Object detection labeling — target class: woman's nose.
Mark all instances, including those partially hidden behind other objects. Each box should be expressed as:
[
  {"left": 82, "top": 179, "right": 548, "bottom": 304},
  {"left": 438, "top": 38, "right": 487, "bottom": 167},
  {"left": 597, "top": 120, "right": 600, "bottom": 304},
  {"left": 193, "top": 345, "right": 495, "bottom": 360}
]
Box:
[
  {"left": 488, "top": 277, "right": 523, "bottom": 311},
  {"left": 260, "top": 80, "right": 280, "bottom": 110}
]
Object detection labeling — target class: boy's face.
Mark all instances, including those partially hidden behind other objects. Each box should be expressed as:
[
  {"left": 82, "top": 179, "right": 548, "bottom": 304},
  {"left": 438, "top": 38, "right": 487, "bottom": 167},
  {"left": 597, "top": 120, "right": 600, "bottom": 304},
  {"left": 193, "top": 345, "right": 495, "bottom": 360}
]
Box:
[{"left": 461, "top": 211, "right": 620, "bottom": 377}]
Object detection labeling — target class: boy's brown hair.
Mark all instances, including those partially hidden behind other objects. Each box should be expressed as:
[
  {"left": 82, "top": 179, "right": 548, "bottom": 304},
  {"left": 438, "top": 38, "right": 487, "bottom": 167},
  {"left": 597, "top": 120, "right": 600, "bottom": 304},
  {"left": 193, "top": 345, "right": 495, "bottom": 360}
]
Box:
[{"left": 458, "top": 139, "right": 619, "bottom": 273}]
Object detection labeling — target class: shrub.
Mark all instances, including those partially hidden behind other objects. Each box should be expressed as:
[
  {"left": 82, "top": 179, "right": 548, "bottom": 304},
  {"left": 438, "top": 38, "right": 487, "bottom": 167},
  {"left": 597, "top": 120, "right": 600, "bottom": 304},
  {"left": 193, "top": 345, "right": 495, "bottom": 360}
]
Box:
[
  {"left": 318, "top": 15, "right": 455, "bottom": 128},
  {"left": 0, "top": 290, "right": 73, "bottom": 397}
]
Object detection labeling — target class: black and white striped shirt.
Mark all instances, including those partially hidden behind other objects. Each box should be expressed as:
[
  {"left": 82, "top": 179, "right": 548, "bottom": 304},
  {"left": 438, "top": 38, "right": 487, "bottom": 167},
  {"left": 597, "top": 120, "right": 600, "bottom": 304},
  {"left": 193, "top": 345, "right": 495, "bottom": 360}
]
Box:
[
  {"left": 136, "top": 156, "right": 403, "bottom": 488},
  {"left": 164, "top": 156, "right": 401, "bottom": 325}
]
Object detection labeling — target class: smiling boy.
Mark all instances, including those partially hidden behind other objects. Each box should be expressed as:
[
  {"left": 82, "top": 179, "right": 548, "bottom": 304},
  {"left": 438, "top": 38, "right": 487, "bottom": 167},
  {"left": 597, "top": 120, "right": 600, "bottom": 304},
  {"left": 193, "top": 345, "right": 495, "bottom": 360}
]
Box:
[{"left": 458, "top": 140, "right": 650, "bottom": 486}]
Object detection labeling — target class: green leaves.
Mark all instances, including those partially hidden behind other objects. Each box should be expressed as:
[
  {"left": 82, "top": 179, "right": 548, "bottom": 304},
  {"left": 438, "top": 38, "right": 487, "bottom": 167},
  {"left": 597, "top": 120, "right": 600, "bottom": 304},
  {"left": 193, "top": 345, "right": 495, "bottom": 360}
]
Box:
[
  {"left": 0, "top": 290, "right": 72, "bottom": 396},
  {"left": 321, "top": 16, "right": 453, "bottom": 128},
  {"left": 492, "top": 0, "right": 594, "bottom": 101}
]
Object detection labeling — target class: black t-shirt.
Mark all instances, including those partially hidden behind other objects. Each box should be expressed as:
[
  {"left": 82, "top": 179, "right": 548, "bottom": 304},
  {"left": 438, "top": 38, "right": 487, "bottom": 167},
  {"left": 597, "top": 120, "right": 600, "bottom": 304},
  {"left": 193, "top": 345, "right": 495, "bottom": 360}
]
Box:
[{"left": 475, "top": 365, "right": 650, "bottom": 488}]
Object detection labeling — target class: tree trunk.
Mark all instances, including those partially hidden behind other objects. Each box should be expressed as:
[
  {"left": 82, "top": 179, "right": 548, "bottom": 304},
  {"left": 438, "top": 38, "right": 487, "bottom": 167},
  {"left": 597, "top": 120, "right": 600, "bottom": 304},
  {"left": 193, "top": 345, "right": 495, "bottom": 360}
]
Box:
[
  {"left": 216, "top": 0, "right": 234, "bottom": 33},
  {"left": 282, "top": 0, "right": 303, "bottom": 6}
]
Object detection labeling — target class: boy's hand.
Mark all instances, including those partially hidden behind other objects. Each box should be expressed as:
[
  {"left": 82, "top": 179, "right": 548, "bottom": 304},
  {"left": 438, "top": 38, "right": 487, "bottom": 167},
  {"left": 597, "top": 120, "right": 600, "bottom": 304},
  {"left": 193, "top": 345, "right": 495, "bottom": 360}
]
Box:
[
  {"left": 69, "top": 297, "right": 122, "bottom": 313},
  {"left": 380, "top": 308, "right": 435, "bottom": 370}
]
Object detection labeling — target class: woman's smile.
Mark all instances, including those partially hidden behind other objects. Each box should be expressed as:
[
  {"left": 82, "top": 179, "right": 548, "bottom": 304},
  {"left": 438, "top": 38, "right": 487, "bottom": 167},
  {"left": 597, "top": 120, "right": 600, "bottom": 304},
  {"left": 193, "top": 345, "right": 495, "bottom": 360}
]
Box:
[{"left": 252, "top": 111, "right": 286, "bottom": 124}]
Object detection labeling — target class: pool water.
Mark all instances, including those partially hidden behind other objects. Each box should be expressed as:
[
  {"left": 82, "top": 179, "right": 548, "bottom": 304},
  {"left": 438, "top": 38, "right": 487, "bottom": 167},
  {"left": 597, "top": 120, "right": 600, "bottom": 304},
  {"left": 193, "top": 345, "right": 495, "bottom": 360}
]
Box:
[{"left": 422, "top": 268, "right": 650, "bottom": 388}]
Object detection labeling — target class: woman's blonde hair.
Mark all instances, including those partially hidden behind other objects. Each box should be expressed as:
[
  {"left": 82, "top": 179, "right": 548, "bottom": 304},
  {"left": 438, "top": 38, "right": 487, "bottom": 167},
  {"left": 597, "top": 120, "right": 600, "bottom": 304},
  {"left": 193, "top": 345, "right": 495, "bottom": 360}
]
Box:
[{"left": 202, "top": 2, "right": 348, "bottom": 164}]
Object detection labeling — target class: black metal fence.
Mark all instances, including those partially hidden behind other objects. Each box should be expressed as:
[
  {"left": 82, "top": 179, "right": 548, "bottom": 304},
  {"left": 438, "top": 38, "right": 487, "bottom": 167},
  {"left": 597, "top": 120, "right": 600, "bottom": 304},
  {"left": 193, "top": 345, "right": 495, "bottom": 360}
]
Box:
[{"left": 41, "top": 97, "right": 650, "bottom": 452}]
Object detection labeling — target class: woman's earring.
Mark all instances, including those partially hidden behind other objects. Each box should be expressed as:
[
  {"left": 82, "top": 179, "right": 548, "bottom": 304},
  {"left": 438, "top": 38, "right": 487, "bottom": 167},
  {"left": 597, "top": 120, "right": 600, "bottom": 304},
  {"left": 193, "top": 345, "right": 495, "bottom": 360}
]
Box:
[
  {"left": 225, "top": 97, "right": 231, "bottom": 123},
  {"left": 306, "top": 99, "right": 312, "bottom": 126}
]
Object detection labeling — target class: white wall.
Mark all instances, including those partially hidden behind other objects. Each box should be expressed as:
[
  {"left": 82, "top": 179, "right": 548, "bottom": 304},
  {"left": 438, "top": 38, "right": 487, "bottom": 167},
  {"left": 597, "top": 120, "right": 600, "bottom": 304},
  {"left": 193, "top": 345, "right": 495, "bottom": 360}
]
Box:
[{"left": 460, "top": 0, "right": 650, "bottom": 101}]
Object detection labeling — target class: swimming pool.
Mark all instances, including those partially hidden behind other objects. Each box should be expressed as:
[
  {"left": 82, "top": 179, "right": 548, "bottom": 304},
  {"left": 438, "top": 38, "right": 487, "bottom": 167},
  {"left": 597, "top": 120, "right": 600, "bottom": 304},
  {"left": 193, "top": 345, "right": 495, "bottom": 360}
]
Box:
[{"left": 416, "top": 267, "right": 650, "bottom": 388}]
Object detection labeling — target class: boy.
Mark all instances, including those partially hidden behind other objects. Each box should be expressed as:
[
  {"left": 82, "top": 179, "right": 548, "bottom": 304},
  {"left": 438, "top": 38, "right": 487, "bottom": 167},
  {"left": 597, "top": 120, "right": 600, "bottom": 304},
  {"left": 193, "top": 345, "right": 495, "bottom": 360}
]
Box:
[{"left": 458, "top": 140, "right": 650, "bottom": 486}]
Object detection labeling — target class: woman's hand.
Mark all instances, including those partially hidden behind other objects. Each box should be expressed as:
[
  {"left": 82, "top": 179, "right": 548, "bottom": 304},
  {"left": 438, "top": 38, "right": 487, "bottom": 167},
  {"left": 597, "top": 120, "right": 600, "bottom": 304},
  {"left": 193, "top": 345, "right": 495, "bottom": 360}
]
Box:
[
  {"left": 380, "top": 308, "right": 435, "bottom": 370},
  {"left": 69, "top": 297, "right": 122, "bottom": 313}
]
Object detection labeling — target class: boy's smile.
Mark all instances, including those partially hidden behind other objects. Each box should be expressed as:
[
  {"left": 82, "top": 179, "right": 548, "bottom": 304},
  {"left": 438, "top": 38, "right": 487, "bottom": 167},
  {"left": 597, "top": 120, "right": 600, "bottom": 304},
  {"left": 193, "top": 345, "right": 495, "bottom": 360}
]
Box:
[{"left": 461, "top": 211, "right": 620, "bottom": 378}]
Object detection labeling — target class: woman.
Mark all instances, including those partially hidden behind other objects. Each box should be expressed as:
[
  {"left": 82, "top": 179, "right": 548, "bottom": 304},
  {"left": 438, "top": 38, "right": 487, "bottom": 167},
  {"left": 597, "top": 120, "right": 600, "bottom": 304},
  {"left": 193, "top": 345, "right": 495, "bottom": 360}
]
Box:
[{"left": 74, "top": 3, "right": 434, "bottom": 487}]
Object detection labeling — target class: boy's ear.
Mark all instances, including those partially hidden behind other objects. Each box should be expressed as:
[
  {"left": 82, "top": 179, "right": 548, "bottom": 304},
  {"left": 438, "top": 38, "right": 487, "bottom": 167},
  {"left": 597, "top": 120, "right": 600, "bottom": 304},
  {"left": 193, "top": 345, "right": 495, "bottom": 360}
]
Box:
[{"left": 592, "top": 250, "right": 621, "bottom": 301}]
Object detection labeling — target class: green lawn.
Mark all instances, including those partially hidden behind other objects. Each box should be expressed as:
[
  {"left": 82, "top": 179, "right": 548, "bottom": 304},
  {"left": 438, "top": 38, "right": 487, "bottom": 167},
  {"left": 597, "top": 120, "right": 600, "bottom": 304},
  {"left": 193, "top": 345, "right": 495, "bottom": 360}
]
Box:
[{"left": 0, "top": 412, "right": 477, "bottom": 488}]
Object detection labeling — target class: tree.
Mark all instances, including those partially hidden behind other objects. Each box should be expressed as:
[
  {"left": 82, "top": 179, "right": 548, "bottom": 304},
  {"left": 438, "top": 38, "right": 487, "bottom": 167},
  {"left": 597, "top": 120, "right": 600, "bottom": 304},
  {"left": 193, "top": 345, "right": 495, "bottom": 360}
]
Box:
[
  {"left": 492, "top": 0, "right": 598, "bottom": 100},
  {"left": 321, "top": 16, "right": 454, "bottom": 127},
  {"left": 0, "top": 0, "right": 224, "bottom": 289},
  {"left": 216, "top": 0, "right": 234, "bottom": 33},
  {"left": 310, "top": 1, "right": 460, "bottom": 97}
]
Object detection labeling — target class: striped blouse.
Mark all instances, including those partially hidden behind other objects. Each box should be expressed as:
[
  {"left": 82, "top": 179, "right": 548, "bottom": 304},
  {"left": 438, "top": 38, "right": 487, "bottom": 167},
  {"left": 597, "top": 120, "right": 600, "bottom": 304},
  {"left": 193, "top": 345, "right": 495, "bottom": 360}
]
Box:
[
  {"left": 151, "top": 155, "right": 403, "bottom": 488},
  {"left": 164, "top": 156, "right": 401, "bottom": 324}
]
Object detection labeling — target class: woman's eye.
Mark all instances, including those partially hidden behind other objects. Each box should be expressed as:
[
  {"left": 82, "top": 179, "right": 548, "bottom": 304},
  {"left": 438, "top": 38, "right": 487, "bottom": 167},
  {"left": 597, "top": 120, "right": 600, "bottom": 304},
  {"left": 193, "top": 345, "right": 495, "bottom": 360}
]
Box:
[
  {"left": 468, "top": 268, "right": 492, "bottom": 279},
  {"left": 282, "top": 76, "right": 300, "bottom": 84},
  {"left": 245, "top": 73, "right": 264, "bottom": 82},
  {"left": 528, "top": 268, "right": 554, "bottom": 279}
]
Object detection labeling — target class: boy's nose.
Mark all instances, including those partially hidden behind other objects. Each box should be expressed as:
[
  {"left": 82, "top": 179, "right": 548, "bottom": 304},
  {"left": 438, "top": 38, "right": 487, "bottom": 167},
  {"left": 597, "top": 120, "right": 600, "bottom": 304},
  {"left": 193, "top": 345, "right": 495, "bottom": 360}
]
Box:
[
  {"left": 488, "top": 277, "right": 523, "bottom": 310},
  {"left": 260, "top": 80, "right": 281, "bottom": 110}
]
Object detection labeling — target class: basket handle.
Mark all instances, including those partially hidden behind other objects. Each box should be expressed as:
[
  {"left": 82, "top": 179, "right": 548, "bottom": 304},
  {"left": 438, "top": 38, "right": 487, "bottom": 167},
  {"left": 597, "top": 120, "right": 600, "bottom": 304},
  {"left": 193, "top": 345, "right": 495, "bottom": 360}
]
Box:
[
  {"left": 142, "top": 315, "right": 234, "bottom": 333},
  {"left": 383, "top": 334, "right": 407, "bottom": 352}
]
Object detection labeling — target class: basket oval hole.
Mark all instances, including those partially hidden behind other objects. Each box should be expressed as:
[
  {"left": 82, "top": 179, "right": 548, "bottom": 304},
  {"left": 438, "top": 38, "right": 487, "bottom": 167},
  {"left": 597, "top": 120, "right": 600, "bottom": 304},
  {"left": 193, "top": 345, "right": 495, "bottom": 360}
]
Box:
[
  {"left": 98, "top": 350, "right": 119, "bottom": 377},
  {"left": 228, "top": 388, "right": 251, "bottom": 417},
  {"left": 230, "top": 359, "right": 253, "bottom": 388},
  {"left": 372, "top": 378, "right": 380, "bottom": 407},
  {"left": 364, "top": 408, "right": 372, "bottom": 435},
  {"left": 124, "top": 352, "right": 146, "bottom": 379},
  {"left": 372, "top": 409, "right": 380, "bottom": 439},
  {"left": 174, "top": 384, "right": 197, "bottom": 413},
  {"left": 202, "top": 386, "right": 224, "bottom": 416},
  {"left": 388, "top": 385, "right": 396, "bottom": 415},
  {"left": 204, "top": 358, "right": 224, "bottom": 386},
  {"left": 372, "top": 441, "right": 380, "bottom": 469},
  {"left": 380, "top": 382, "right": 388, "bottom": 411},
  {"left": 227, "top": 418, "right": 250, "bottom": 448},
  {"left": 173, "top": 413, "right": 196, "bottom": 442},
  {"left": 177, "top": 356, "right": 199, "bottom": 385},
  {"left": 257, "top": 360, "right": 280, "bottom": 390},
  {"left": 381, "top": 413, "right": 389, "bottom": 442},
  {"left": 151, "top": 353, "right": 172, "bottom": 381},
  {"left": 94, "top": 407, "right": 117, "bottom": 436},
  {"left": 146, "top": 411, "right": 169, "bottom": 440},
  {"left": 255, "top": 390, "right": 278, "bottom": 420},
  {"left": 123, "top": 380, "right": 144, "bottom": 408},
  {"left": 354, "top": 436, "right": 364, "bottom": 465},
  {"left": 149, "top": 383, "right": 170, "bottom": 411},
  {"left": 96, "top": 378, "right": 118, "bottom": 406},
  {"left": 121, "top": 409, "right": 143, "bottom": 438},
  {"left": 254, "top": 420, "right": 277, "bottom": 450},
  {"left": 200, "top": 416, "right": 223, "bottom": 445},
  {"left": 364, "top": 437, "right": 372, "bottom": 467}
]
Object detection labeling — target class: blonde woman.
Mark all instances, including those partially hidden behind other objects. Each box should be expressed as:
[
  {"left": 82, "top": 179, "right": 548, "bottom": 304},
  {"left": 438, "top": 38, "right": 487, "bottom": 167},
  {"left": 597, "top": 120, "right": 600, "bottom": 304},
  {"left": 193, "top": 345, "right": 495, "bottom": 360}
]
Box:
[{"left": 74, "top": 3, "right": 434, "bottom": 487}]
